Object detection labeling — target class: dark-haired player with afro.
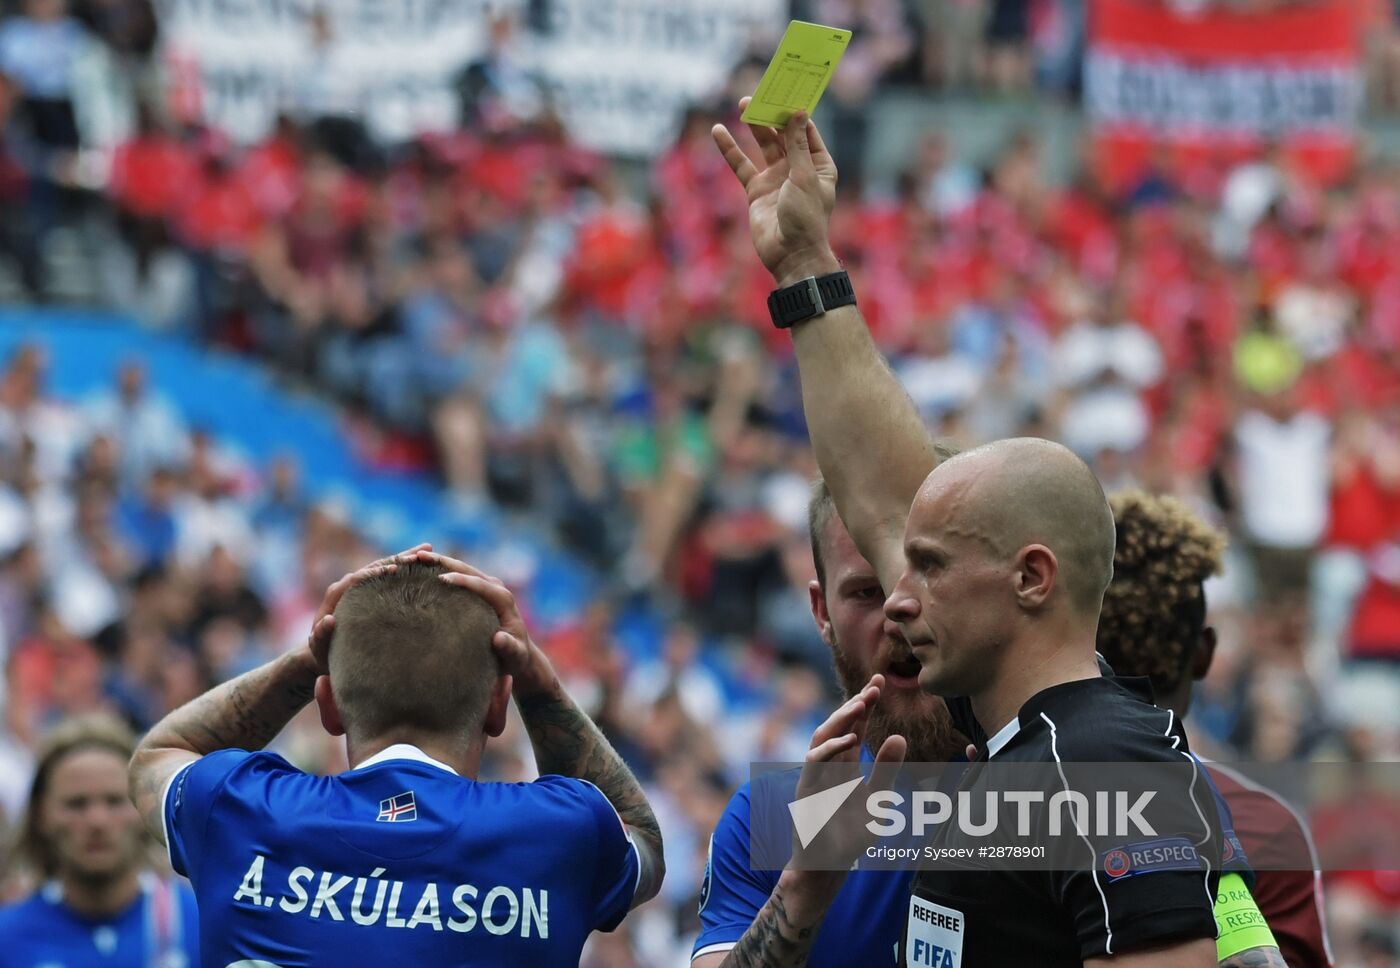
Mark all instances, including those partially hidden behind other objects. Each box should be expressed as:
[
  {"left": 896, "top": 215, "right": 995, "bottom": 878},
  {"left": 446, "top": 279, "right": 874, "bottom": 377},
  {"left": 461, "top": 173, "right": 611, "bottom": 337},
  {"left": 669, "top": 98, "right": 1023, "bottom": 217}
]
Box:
[{"left": 1098, "top": 491, "right": 1333, "bottom": 968}]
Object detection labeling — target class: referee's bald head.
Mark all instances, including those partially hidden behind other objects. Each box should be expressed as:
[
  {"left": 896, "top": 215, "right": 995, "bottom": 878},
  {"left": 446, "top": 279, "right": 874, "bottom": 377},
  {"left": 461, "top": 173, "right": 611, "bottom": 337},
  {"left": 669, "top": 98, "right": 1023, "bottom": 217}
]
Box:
[
  {"left": 911, "top": 438, "right": 1115, "bottom": 617},
  {"left": 327, "top": 561, "right": 502, "bottom": 746}
]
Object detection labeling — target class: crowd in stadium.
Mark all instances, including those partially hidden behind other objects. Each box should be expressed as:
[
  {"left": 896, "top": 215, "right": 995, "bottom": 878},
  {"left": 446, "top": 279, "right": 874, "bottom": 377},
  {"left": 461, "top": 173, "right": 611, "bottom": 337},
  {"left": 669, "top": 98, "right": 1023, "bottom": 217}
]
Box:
[{"left": 2, "top": 0, "right": 1400, "bottom": 965}]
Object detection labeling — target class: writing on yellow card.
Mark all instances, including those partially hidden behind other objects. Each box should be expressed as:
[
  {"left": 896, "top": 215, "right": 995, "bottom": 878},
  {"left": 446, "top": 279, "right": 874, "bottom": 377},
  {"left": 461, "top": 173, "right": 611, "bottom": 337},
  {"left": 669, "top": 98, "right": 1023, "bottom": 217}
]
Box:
[{"left": 740, "top": 21, "right": 852, "bottom": 129}]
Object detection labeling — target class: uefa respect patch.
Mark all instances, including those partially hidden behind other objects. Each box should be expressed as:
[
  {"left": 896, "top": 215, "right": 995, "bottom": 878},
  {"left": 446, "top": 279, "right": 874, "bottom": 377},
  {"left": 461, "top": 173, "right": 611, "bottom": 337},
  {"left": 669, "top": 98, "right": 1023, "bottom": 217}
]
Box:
[
  {"left": 1099, "top": 836, "right": 1201, "bottom": 881},
  {"left": 1220, "top": 829, "right": 1246, "bottom": 867}
]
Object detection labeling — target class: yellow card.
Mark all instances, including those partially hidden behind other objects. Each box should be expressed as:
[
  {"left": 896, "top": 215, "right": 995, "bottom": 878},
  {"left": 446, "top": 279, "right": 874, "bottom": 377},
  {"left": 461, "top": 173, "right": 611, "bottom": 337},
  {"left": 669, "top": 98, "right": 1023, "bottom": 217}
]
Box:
[{"left": 740, "top": 20, "right": 852, "bottom": 129}]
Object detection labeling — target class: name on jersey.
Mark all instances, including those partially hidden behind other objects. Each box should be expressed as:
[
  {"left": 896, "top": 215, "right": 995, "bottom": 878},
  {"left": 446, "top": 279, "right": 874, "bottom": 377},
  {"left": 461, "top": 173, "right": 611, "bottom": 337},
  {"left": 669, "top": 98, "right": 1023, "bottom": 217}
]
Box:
[
  {"left": 1099, "top": 836, "right": 1201, "bottom": 881},
  {"left": 230, "top": 855, "right": 549, "bottom": 938}
]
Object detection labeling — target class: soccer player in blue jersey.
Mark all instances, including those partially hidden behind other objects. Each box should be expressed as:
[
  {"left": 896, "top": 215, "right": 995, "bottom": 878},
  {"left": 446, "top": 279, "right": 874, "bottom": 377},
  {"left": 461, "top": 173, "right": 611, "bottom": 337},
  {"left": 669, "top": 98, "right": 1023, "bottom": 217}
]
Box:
[
  {"left": 692, "top": 481, "right": 967, "bottom": 966},
  {"left": 128, "top": 544, "right": 664, "bottom": 967},
  {"left": 0, "top": 715, "right": 200, "bottom": 968}
]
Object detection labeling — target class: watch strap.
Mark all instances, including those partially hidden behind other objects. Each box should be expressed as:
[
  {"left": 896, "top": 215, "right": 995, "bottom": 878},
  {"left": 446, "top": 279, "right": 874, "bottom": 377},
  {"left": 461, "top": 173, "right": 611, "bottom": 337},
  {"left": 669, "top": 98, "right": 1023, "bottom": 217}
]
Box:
[{"left": 768, "top": 270, "right": 856, "bottom": 329}]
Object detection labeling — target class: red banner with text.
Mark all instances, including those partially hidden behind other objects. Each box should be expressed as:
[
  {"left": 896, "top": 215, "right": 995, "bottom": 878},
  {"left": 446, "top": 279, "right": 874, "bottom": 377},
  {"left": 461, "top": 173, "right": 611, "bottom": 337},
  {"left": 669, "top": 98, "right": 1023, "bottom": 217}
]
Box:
[{"left": 1086, "top": 0, "right": 1362, "bottom": 192}]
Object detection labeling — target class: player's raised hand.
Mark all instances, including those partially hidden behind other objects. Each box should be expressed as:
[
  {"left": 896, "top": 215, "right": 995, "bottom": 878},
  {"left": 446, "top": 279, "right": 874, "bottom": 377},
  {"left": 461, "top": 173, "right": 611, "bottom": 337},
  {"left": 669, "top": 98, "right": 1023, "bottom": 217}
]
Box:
[
  {"left": 792, "top": 675, "right": 906, "bottom": 874},
  {"left": 712, "top": 99, "right": 841, "bottom": 287},
  {"left": 799, "top": 675, "right": 906, "bottom": 787}
]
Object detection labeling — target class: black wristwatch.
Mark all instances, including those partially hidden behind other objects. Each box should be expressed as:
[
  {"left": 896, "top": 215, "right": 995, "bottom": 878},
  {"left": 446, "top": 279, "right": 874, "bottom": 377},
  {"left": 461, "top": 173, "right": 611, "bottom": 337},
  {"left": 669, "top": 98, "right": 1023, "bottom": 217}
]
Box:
[{"left": 767, "top": 270, "right": 857, "bottom": 329}]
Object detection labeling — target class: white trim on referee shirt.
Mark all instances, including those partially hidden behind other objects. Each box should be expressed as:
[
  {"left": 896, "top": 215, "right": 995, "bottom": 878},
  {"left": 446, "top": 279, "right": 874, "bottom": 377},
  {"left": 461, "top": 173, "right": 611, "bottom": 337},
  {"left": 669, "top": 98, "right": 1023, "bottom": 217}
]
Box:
[
  {"left": 352, "top": 743, "right": 458, "bottom": 774},
  {"left": 1174, "top": 750, "right": 1216, "bottom": 924},
  {"left": 985, "top": 716, "right": 1022, "bottom": 759},
  {"left": 1162, "top": 702, "right": 1216, "bottom": 922},
  {"left": 1040, "top": 712, "right": 1115, "bottom": 955}
]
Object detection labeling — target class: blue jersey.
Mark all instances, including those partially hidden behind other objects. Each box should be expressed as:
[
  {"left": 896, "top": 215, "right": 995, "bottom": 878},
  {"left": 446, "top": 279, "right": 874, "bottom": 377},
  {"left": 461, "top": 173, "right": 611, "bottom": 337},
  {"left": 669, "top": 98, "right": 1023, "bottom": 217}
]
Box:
[
  {"left": 0, "top": 876, "right": 199, "bottom": 968},
  {"left": 164, "top": 744, "right": 640, "bottom": 967},
  {"left": 694, "top": 749, "right": 913, "bottom": 966}
]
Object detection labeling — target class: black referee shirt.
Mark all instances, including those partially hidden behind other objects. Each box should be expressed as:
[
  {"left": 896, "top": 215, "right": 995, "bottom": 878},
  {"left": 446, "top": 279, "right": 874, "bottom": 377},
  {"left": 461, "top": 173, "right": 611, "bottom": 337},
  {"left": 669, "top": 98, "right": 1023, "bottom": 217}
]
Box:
[{"left": 900, "top": 675, "right": 1222, "bottom": 967}]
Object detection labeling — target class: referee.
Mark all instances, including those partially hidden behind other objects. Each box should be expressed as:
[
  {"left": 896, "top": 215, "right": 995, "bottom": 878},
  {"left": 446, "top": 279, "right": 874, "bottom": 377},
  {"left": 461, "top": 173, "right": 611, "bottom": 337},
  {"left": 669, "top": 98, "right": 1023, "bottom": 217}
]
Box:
[
  {"left": 128, "top": 545, "right": 663, "bottom": 966},
  {"left": 714, "top": 107, "right": 1222, "bottom": 966}
]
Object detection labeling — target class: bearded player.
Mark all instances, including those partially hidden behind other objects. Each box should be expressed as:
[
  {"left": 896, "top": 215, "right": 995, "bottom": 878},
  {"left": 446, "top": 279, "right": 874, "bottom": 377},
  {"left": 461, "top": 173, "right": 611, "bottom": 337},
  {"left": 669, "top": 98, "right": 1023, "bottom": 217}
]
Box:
[{"left": 691, "top": 478, "right": 967, "bottom": 966}]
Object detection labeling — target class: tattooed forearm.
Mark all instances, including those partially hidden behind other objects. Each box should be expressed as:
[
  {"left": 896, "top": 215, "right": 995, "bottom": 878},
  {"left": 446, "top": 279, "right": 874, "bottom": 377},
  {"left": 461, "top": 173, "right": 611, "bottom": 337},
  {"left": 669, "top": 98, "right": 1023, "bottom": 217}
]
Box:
[
  {"left": 514, "top": 684, "right": 653, "bottom": 828},
  {"left": 718, "top": 871, "right": 842, "bottom": 968},
  {"left": 515, "top": 683, "right": 664, "bottom": 906},
  {"left": 723, "top": 895, "right": 814, "bottom": 967},
  {"left": 130, "top": 651, "right": 318, "bottom": 842},
  {"left": 1220, "top": 951, "right": 1289, "bottom": 968},
  {"left": 159, "top": 651, "right": 317, "bottom": 753},
  {"left": 128, "top": 745, "right": 178, "bottom": 841}
]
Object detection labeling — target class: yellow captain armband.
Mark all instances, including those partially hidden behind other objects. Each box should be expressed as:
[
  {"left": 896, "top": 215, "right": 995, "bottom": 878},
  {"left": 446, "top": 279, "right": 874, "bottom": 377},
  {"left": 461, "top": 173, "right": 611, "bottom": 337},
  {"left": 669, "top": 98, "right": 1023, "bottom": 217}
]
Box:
[{"left": 1214, "top": 872, "right": 1278, "bottom": 961}]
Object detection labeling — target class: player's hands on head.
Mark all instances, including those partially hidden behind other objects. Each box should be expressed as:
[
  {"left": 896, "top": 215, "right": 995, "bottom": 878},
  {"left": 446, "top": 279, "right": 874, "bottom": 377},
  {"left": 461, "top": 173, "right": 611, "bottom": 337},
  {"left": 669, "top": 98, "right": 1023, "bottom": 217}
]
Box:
[
  {"left": 430, "top": 555, "right": 558, "bottom": 698},
  {"left": 304, "top": 543, "right": 437, "bottom": 674},
  {"left": 712, "top": 98, "right": 841, "bottom": 288}
]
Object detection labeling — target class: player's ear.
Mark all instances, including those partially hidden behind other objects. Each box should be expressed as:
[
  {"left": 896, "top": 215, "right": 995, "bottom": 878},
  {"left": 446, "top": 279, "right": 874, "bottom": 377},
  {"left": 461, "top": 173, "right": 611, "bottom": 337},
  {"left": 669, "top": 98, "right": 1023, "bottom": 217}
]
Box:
[
  {"left": 1191, "top": 626, "right": 1217, "bottom": 681},
  {"left": 315, "top": 675, "right": 345, "bottom": 737},
  {"left": 483, "top": 674, "right": 512, "bottom": 738},
  {"left": 809, "top": 580, "right": 834, "bottom": 644},
  {"left": 1014, "top": 544, "right": 1057, "bottom": 610}
]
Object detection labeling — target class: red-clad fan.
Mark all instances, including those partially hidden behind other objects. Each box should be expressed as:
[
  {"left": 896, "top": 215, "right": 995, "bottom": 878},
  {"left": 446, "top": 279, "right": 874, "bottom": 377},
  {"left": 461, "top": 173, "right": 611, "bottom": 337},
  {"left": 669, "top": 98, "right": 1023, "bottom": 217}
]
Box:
[{"left": 107, "top": 103, "right": 197, "bottom": 223}]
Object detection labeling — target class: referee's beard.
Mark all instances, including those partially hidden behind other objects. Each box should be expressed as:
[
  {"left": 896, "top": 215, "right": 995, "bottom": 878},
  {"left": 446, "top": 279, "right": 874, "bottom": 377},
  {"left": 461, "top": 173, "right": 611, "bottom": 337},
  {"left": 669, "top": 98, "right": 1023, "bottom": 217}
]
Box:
[{"left": 831, "top": 635, "right": 966, "bottom": 762}]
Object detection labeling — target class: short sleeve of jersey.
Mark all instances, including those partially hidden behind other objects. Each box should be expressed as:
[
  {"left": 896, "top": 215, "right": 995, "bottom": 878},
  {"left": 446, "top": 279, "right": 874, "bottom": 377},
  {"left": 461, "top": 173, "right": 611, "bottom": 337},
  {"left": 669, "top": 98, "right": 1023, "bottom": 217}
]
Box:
[
  {"left": 1047, "top": 706, "right": 1221, "bottom": 961},
  {"left": 693, "top": 784, "right": 776, "bottom": 960},
  {"left": 550, "top": 777, "right": 641, "bottom": 933},
  {"left": 1197, "top": 760, "right": 1256, "bottom": 890},
  {"left": 1050, "top": 741, "right": 1220, "bottom": 959},
  {"left": 1054, "top": 865, "right": 1219, "bottom": 960},
  {"left": 163, "top": 748, "right": 257, "bottom": 882}
]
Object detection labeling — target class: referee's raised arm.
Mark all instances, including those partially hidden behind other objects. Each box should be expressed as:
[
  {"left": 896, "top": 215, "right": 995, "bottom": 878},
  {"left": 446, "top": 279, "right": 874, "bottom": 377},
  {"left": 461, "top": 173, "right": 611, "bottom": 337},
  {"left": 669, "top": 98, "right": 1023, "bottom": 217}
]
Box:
[
  {"left": 718, "top": 106, "right": 1221, "bottom": 968},
  {"left": 713, "top": 102, "right": 944, "bottom": 597}
]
